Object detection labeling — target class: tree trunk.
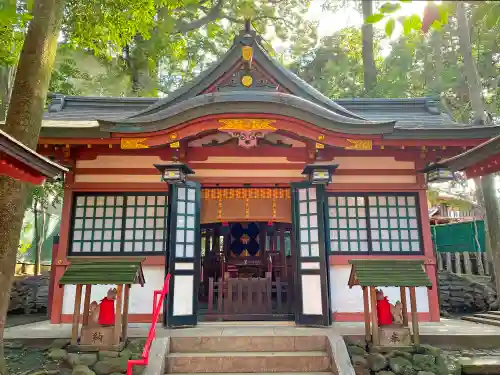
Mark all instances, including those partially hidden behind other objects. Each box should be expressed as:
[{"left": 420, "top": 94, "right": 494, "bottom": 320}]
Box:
[
  {"left": 0, "top": 0, "right": 65, "bottom": 373},
  {"left": 34, "top": 200, "right": 39, "bottom": 275},
  {"left": 456, "top": 2, "right": 500, "bottom": 295},
  {"left": 456, "top": 1, "right": 488, "bottom": 124},
  {"left": 474, "top": 177, "right": 492, "bottom": 275},
  {"left": 430, "top": 31, "right": 444, "bottom": 96},
  {"left": 480, "top": 175, "right": 500, "bottom": 295},
  {"left": 33, "top": 200, "right": 45, "bottom": 276},
  {"left": 361, "top": 0, "right": 377, "bottom": 95},
  {"left": 123, "top": 36, "right": 156, "bottom": 97},
  {"left": 0, "top": 66, "right": 15, "bottom": 122}
]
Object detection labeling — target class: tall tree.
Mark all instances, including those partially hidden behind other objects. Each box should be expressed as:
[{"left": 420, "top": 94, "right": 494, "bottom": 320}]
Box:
[
  {"left": 361, "top": 0, "right": 377, "bottom": 94},
  {"left": 0, "top": 1, "right": 65, "bottom": 373},
  {"left": 455, "top": 2, "right": 500, "bottom": 295},
  {"left": 456, "top": 2, "right": 489, "bottom": 125}
]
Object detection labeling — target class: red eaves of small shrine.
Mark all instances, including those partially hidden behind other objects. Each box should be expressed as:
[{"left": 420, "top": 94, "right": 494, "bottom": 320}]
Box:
[{"left": 0, "top": 129, "right": 67, "bottom": 185}]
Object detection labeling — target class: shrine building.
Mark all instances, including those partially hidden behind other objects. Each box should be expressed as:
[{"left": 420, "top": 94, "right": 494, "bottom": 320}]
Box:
[{"left": 39, "top": 25, "right": 500, "bottom": 327}]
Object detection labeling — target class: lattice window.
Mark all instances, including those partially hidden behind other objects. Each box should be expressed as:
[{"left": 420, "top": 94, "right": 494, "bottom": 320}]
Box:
[
  {"left": 328, "top": 196, "right": 368, "bottom": 252},
  {"left": 297, "top": 187, "right": 320, "bottom": 257},
  {"left": 173, "top": 186, "right": 197, "bottom": 258},
  {"left": 327, "top": 193, "right": 422, "bottom": 254},
  {"left": 70, "top": 193, "right": 167, "bottom": 255}
]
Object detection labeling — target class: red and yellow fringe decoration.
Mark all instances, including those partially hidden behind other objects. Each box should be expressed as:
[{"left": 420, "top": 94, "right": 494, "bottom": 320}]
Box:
[{"left": 202, "top": 188, "right": 291, "bottom": 200}]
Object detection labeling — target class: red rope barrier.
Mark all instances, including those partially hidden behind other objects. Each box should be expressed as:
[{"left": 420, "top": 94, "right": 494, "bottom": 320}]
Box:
[{"left": 126, "top": 273, "right": 171, "bottom": 375}]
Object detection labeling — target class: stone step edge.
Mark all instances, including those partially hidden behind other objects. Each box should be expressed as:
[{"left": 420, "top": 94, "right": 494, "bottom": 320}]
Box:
[
  {"left": 473, "top": 313, "right": 500, "bottom": 321},
  {"left": 461, "top": 316, "right": 500, "bottom": 327},
  {"left": 168, "top": 351, "right": 329, "bottom": 358},
  {"left": 474, "top": 310, "right": 500, "bottom": 316},
  {"left": 165, "top": 373, "right": 334, "bottom": 375}
]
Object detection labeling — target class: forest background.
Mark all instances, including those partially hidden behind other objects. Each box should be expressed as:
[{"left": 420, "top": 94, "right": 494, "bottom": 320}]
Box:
[{"left": 0, "top": 1, "right": 499, "bottom": 373}]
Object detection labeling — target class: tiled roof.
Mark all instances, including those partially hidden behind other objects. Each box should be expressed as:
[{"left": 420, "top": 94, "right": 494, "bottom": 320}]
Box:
[
  {"left": 348, "top": 259, "right": 432, "bottom": 288},
  {"left": 41, "top": 95, "right": 453, "bottom": 128}
]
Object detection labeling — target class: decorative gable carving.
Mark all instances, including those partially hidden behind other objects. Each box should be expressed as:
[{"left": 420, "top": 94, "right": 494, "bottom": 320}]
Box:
[{"left": 215, "top": 65, "right": 279, "bottom": 92}]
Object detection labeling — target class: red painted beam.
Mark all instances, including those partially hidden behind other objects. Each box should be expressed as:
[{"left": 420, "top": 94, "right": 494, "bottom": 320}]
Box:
[
  {"left": 0, "top": 159, "right": 45, "bottom": 184},
  {"left": 464, "top": 154, "right": 500, "bottom": 178}
]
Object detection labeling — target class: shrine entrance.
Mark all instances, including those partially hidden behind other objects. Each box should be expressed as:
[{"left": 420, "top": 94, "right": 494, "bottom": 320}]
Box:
[
  {"left": 198, "top": 187, "right": 295, "bottom": 321},
  {"left": 164, "top": 185, "right": 331, "bottom": 327},
  {"left": 199, "top": 222, "right": 295, "bottom": 321}
]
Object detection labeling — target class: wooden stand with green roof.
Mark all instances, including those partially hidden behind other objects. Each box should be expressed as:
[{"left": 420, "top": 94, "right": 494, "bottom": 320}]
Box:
[
  {"left": 348, "top": 259, "right": 432, "bottom": 348},
  {"left": 59, "top": 259, "right": 145, "bottom": 351}
]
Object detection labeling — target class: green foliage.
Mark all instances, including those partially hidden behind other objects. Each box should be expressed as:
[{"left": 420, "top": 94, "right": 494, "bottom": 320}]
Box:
[
  {"left": 49, "top": 46, "right": 132, "bottom": 96},
  {"left": 30, "top": 179, "right": 64, "bottom": 211},
  {"left": 385, "top": 18, "right": 395, "bottom": 37},
  {"left": 0, "top": 0, "right": 31, "bottom": 67},
  {"left": 62, "top": 0, "right": 160, "bottom": 57},
  {"left": 289, "top": 27, "right": 366, "bottom": 98},
  {"left": 290, "top": 1, "right": 500, "bottom": 123},
  {"left": 48, "top": 0, "right": 317, "bottom": 96},
  {"left": 364, "top": 1, "right": 450, "bottom": 37}
]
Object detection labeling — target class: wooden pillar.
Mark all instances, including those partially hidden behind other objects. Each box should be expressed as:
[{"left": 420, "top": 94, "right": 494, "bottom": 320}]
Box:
[
  {"left": 204, "top": 231, "right": 210, "bottom": 254},
  {"left": 211, "top": 228, "right": 217, "bottom": 252},
  {"left": 122, "top": 284, "right": 131, "bottom": 342},
  {"left": 409, "top": 286, "right": 420, "bottom": 346},
  {"left": 71, "top": 284, "right": 83, "bottom": 345},
  {"left": 436, "top": 252, "right": 444, "bottom": 271},
  {"left": 454, "top": 253, "right": 462, "bottom": 274},
  {"left": 400, "top": 286, "right": 408, "bottom": 327},
  {"left": 477, "top": 251, "right": 485, "bottom": 275},
  {"left": 114, "top": 285, "right": 124, "bottom": 344},
  {"left": 369, "top": 287, "right": 379, "bottom": 345},
  {"left": 463, "top": 252, "right": 472, "bottom": 275},
  {"left": 213, "top": 225, "right": 220, "bottom": 253},
  {"left": 279, "top": 224, "right": 287, "bottom": 278},
  {"left": 362, "top": 287, "right": 371, "bottom": 342},
  {"left": 445, "top": 252, "right": 452, "bottom": 271},
  {"left": 82, "top": 284, "right": 92, "bottom": 326}
]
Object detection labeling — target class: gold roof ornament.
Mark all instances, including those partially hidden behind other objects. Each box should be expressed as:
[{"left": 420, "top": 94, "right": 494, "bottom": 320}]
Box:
[
  {"left": 218, "top": 119, "right": 277, "bottom": 132},
  {"left": 242, "top": 46, "right": 253, "bottom": 62},
  {"left": 345, "top": 139, "right": 373, "bottom": 151},
  {"left": 120, "top": 138, "right": 149, "bottom": 149},
  {"left": 241, "top": 75, "right": 253, "bottom": 87}
]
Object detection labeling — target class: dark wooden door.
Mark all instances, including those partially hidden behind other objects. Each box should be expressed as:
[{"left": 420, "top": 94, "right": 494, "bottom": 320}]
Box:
[
  {"left": 291, "top": 182, "right": 330, "bottom": 326},
  {"left": 164, "top": 181, "right": 201, "bottom": 327}
]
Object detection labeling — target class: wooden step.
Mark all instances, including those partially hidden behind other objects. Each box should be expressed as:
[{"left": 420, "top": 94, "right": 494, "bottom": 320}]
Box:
[
  {"left": 169, "top": 336, "right": 327, "bottom": 353},
  {"left": 461, "top": 357, "right": 500, "bottom": 374},
  {"left": 461, "top": 316, "right": 500, "bottom": 327},
  {"left": 166, "top": 351, "right": 332, "bottom": 373}
]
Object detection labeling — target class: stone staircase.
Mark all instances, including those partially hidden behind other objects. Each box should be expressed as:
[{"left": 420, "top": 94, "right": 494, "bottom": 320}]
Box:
[
  {"left": 462, "top": 310, "right": 500, "bottom": 327},
  {"left": 165, "top": 335, "right": 337, "bottom": 375}
]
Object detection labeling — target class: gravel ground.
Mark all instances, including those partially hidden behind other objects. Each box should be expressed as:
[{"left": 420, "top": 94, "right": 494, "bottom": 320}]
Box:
[{"left": 5, "top": 341, "right": 70, "bottom": 375}]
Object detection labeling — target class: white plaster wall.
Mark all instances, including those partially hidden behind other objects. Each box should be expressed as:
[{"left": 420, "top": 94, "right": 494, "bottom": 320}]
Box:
[
  {"left": 62, "top": 265, "right": 165, "bottom": 315},
  {"left": 329, "top": 265, "right": 429, "bottom": 313}
]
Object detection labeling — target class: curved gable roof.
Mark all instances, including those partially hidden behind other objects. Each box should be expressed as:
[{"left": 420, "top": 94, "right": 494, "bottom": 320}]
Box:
[{"left": 99, "top": 91, "right": 395, "bottom": 135}]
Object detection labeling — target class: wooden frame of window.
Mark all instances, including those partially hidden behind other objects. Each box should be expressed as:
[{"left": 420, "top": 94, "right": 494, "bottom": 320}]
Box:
[
  {"left": 69, "top": 192, "right": 168, "bottom": 256},
  {"left": 326, "top": 192, "right": 424, "bottom": 255}
]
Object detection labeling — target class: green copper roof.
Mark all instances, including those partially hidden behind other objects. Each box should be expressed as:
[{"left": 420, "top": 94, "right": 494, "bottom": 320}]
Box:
[
  {"left": 348, "top": 259, "right": 432, "bottom": 288},
  {"left": 59, "top": 260, "right": 145, "bottom": 285}
]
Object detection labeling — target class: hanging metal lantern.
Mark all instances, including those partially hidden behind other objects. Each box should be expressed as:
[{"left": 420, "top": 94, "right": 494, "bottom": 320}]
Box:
[
  {"left": 301, "top": 163, "right": 339, "bottom": 184},
  {"left": 154, "top": 163, "right": 194, "bottom": 183}
]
